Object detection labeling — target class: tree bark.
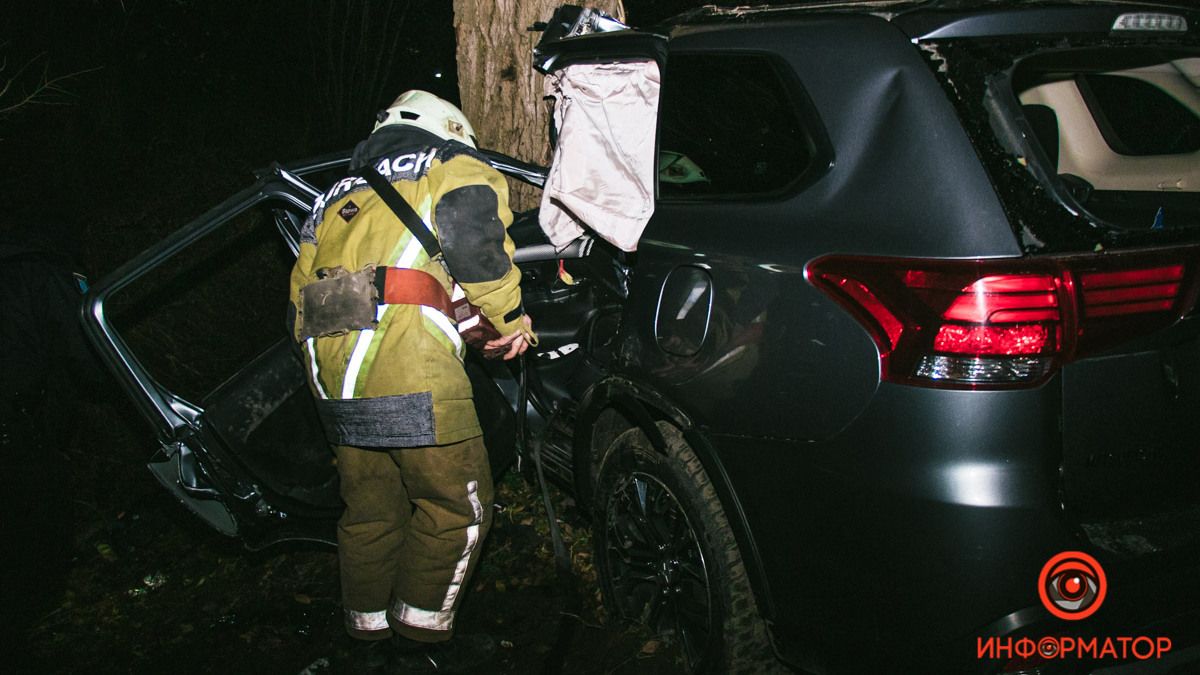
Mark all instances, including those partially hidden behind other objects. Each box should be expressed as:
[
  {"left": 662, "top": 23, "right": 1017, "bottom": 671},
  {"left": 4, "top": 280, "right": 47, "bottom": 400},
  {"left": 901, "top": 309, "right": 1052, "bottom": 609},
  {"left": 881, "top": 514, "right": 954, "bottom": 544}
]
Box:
[{"left": 453, "top": 0, "right": 625, "bottom": 211}]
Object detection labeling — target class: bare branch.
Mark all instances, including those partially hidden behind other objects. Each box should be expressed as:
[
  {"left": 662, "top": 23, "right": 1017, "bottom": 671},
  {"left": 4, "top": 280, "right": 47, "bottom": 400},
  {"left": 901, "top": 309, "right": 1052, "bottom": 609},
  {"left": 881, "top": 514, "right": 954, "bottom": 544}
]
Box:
[{"left": 0, "top": 51, "right": 101, "bottom": 117}]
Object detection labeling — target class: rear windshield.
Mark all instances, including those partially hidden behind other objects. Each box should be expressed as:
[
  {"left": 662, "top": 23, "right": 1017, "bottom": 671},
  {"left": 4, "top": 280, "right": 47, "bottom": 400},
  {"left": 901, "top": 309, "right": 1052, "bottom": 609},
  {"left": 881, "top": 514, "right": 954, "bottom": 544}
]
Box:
[
  {"left": 928, "top": 39, "right": 1200, "bottom": 252},
  {"left": 1012, "top": 49, "right": 1200, "bottom": 230},
  {"left": 1015, "top": 50, "right": 1199, "bottom": 210}
]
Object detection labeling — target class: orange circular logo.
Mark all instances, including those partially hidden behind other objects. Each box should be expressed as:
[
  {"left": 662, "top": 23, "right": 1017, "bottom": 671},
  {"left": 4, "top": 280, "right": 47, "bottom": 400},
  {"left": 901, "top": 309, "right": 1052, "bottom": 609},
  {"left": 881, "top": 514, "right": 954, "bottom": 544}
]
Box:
[{"left": 1038, "top": 551, "right": 1107, "bottom": 620}]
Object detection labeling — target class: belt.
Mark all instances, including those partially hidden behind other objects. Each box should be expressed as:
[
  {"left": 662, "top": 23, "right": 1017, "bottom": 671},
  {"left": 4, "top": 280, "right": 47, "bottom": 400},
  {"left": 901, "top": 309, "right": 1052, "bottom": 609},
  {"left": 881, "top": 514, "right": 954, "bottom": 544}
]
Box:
[{"left": 372, "top": 267, "right": 455, "bottom": 318}]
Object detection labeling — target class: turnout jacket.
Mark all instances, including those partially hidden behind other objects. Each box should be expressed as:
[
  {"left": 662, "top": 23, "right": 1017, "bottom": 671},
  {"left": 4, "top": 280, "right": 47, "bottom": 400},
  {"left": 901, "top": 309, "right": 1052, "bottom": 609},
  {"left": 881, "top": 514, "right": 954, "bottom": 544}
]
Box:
[{"left": 289, "top": 127, "right": 531, "bottom": 448}]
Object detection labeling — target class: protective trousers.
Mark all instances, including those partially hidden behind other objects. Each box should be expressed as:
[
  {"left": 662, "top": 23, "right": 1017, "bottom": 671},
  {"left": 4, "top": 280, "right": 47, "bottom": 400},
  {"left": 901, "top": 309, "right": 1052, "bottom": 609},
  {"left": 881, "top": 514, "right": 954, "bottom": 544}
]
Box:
[{"left": 335, "top": 435, "right": 494, "bottom": 642}]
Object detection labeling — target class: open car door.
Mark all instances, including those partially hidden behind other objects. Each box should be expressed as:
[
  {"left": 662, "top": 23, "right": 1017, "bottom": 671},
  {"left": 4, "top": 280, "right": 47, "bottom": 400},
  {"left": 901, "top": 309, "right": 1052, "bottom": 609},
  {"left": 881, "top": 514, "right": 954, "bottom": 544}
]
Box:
[
  {"left": 81, "top": 153, "right": 544, "bottom": 548},
  {"left": 80, "top": 6, "right": 671, "bottom": 549}
]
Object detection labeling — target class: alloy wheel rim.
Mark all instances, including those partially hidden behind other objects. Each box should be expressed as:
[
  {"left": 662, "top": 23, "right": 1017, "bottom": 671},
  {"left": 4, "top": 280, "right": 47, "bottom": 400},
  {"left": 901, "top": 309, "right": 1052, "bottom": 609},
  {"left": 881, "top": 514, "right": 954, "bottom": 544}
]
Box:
[{"left": 604, "top": 471, "right": 712, "bottom": 669}]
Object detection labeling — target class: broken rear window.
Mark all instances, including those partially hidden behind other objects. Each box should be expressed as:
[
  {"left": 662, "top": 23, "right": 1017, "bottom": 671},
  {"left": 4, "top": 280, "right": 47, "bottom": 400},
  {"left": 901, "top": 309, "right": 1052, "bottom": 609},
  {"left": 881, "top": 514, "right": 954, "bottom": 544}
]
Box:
[
  {"left": 926, "top": 37, "right": 1200, "bottom": 252},
  {"left": 1012, "top": 49, "right": 1199, "bottom": 232}
]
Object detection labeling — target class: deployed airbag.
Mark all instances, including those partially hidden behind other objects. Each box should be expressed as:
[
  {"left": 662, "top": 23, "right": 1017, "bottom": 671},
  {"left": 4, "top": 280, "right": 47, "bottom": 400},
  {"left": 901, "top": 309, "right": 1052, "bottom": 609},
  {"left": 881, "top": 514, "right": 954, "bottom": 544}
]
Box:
[{"left": 539, "top": 60, "right": 660, "bottom": 252}]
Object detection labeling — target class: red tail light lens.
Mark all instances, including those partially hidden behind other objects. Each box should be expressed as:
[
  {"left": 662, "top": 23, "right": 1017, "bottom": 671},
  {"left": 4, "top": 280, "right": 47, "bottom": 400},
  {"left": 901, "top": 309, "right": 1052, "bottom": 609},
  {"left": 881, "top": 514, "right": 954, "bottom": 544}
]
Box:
[
  {"left": 807, "top": 249, "right": 1200, "bottom": 389},
  {"left": 933, "top": 323, "right": 1051, "bottom": 355},
  {"left": 1080, "top": 265, "right": 1182, "bottom": 317},
  {"left": 936, "top": 274, "right": 1060, "bottom": 357},
  {"left": 830, "top": 276, "right": 904, "bottom": 356}
]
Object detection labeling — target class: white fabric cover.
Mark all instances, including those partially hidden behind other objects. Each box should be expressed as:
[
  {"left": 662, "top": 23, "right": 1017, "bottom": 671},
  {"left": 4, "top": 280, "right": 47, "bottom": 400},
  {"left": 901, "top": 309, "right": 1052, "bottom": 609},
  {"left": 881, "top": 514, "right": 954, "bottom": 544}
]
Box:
[{"left": 539, "top": 60, "right": 660, "bottom": 252}]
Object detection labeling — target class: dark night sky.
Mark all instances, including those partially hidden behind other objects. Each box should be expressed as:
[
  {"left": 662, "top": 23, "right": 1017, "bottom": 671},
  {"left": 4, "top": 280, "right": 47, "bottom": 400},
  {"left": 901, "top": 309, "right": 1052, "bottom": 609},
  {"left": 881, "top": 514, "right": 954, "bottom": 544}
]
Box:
[
  {"left": 0, "top": 1, "right": 715, "bottom": 277},
  {"left": 0, "top": 2, "right": 457, "bottom": 276},
  {"left": 2, "top": 2, "right": 457, "bottom": 167},
  {"left": 0, "top": 1, "right": 708, "bottom": 164}
]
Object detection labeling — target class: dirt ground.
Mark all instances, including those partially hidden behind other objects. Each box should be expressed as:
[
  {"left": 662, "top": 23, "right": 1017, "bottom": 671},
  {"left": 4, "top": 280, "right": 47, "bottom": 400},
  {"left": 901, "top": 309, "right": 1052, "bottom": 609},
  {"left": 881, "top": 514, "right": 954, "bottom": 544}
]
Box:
[{"left": 14, "top": 390, "right": 685, "bottom": 674}]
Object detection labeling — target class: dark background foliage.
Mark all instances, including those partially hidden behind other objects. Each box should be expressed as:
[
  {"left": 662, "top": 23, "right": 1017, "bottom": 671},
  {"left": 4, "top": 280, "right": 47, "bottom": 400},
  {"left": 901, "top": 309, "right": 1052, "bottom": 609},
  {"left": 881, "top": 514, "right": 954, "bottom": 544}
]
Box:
[
  {"left": 0, "top": 0, "right": 718, "bottom": 276},
  {"left": 0, "top": 1, "right": 458, "bottom": 276}
]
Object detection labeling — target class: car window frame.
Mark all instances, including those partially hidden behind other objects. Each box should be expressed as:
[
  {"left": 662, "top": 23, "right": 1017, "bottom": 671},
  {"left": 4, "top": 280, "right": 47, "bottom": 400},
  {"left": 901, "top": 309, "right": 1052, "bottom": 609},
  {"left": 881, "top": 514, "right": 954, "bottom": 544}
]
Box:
[{"left": 655, "top": 48, "right": 834, "bottom": 205}]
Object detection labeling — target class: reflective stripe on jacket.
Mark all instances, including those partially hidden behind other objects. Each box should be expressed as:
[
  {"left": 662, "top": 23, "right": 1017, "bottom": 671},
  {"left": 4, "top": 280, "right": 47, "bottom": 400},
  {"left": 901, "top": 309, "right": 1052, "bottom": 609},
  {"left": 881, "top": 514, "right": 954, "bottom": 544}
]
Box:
[{"left": 288, "top": 128, "right": 526, "bottom": 447}]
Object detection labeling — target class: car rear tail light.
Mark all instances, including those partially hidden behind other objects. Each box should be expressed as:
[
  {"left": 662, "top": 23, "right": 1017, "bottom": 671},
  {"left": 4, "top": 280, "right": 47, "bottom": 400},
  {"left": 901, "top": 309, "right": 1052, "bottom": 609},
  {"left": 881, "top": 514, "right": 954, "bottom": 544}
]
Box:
[{"left": 807, "top": 249, "right": 1200, "bottom": 389}]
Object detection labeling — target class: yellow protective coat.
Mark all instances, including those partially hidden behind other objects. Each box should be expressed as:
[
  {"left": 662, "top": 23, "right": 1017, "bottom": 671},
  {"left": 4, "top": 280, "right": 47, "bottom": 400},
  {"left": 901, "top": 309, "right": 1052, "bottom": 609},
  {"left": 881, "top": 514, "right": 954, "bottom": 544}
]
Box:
[{"left": 289, "top": 131, "right": 531, "bottom": 447}]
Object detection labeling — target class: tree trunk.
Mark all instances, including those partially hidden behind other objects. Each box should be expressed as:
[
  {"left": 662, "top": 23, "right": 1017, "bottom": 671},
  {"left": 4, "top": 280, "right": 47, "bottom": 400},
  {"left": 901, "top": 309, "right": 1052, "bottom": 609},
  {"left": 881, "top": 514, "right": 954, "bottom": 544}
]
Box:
[{"left": 453, "top": 0, "right": 625, "bottom": 211}]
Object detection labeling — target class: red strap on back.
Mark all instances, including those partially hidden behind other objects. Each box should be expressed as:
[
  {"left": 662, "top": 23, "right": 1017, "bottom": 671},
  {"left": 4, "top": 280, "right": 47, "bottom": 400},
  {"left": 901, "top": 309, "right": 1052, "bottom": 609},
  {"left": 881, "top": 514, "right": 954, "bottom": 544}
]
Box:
[{"left": 380, "top": 268, "right": 454, "bottom": 317}]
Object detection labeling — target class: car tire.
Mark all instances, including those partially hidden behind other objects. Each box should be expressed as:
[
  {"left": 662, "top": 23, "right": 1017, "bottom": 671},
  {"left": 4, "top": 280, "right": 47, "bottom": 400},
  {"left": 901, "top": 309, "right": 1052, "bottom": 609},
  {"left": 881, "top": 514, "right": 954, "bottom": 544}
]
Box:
[{"left": 594, "top": 422, "right": 783, "bottom": 674}]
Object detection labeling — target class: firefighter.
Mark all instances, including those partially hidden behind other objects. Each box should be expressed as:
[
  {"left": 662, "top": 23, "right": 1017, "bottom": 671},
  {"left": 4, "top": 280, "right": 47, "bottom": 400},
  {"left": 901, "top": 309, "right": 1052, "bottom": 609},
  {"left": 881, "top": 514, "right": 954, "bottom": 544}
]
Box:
[{"left": 288, "top": 90, "right": 535, "bottom": 672}]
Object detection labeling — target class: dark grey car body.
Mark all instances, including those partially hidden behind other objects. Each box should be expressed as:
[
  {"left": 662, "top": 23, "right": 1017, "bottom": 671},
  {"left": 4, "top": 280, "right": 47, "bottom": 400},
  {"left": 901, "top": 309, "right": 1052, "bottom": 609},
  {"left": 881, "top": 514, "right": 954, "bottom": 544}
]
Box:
[{"left": 85, "top": 2, "right": 1200, "bottom": 673}]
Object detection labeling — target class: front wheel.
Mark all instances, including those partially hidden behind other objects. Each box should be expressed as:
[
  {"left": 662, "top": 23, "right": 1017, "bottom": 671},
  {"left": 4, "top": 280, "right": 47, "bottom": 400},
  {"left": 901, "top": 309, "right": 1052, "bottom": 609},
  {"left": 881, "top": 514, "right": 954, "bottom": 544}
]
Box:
[{"left": 593, "top": 423, "right": 783, "bottom": 674}]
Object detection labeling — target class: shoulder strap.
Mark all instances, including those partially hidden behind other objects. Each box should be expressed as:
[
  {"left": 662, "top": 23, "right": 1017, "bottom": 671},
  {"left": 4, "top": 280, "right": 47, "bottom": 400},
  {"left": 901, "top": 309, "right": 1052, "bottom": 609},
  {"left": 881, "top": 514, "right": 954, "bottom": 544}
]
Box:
[{"left": 358, "top": 164, "right": 442, "bottom": 259}]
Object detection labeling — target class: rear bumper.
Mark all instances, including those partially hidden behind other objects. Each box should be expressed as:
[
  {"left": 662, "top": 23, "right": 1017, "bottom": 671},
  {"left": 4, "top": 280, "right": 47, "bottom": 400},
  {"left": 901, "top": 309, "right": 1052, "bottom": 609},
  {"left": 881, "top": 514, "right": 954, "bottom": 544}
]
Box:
[{"left": 712, "top": 378, "right": 1200, "bottom": 673}]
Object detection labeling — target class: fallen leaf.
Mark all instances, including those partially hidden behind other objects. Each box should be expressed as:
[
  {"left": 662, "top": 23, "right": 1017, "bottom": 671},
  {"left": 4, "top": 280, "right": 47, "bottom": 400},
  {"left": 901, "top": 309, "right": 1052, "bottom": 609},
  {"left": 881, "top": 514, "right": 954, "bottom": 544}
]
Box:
[
  {"left": 95, "top": 543, "right": 117, "bottom": 562},
  {"left": 640, "top": 639, "right": 661, "bottom": 656},
  {"left": 142, "top": 573, "right": 167, "bottom": 590}
]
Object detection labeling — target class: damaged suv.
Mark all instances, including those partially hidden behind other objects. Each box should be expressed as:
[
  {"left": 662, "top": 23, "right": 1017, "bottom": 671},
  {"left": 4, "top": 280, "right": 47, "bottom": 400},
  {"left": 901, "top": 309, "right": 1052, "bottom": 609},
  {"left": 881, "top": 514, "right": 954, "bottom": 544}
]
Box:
[{"left": 85, "top": 2, "right": 1200, "bottom": 673}]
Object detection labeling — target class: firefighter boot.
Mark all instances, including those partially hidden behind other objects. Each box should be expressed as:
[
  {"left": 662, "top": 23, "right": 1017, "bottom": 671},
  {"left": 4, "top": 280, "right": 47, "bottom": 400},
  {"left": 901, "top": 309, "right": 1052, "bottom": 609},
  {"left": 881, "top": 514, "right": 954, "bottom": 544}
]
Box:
[{"left": 391, "top": 634, "right": 497, "bottom": 673}]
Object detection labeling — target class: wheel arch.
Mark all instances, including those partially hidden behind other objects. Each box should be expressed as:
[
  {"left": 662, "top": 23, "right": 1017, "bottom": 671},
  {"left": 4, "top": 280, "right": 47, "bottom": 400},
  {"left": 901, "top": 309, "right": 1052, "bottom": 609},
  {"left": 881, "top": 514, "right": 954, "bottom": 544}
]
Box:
[{"left": 571, "top": 376, "right": 777, "bottom": 623}]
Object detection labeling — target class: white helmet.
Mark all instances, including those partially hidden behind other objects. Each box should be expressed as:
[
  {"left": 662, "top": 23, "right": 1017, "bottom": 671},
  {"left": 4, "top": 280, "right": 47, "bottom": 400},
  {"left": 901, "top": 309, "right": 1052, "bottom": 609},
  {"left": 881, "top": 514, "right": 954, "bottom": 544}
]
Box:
[{"left": 374, "top": 90, "right": 477, "bottom": 148}]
